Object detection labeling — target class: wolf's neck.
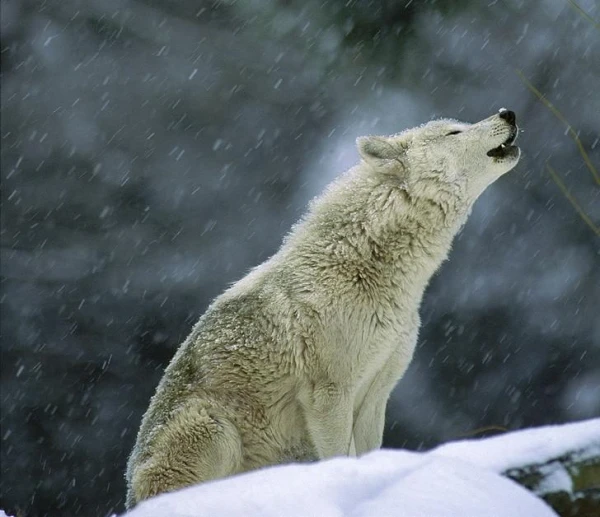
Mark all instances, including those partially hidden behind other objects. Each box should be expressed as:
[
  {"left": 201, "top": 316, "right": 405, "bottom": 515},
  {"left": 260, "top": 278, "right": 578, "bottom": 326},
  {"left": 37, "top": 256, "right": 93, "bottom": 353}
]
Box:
[
  {"left": 281, "top": 175, "right": 470, "bottom": 305},
  {"left": 368, "top": 190, "right": 469, "bottom": 297}
]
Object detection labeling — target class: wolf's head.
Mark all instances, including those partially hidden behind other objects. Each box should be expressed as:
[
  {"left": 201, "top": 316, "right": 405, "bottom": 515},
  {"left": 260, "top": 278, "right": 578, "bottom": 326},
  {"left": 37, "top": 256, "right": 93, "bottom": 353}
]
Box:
[{"left": 357, "top": 110, "right": 521, "bottom": 203}]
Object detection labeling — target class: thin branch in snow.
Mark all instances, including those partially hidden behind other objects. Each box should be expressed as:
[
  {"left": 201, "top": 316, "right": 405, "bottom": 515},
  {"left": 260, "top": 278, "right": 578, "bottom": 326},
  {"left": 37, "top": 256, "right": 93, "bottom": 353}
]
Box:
[
  {"left": 567, "top": 0, "right": 600, "bottom": 30},
  {"left": 546, "top": 164, "right": 600, "bottom": 237},
  {"left": 516, "top": 69, "right": 600, "bottom": 185}
]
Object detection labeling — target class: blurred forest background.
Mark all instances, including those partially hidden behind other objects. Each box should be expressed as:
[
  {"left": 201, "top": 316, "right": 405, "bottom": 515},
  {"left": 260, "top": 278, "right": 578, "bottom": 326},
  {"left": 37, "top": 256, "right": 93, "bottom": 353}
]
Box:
[{"left": 1, "top": 0, "right": 599, "bottom": 515}]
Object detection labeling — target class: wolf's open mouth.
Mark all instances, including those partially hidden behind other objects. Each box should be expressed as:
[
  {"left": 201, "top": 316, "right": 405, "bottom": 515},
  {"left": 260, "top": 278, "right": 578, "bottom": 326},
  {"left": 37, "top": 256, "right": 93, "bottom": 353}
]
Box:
[{"left": 487, "top": 129, "right": 518, "bottom": 158}]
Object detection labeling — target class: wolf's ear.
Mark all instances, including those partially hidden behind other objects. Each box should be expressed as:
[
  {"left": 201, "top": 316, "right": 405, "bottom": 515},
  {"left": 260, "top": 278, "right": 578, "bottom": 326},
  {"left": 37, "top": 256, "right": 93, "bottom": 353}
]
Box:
[{"left": 357, "top": 136, "right": 399, "bottom": 162}]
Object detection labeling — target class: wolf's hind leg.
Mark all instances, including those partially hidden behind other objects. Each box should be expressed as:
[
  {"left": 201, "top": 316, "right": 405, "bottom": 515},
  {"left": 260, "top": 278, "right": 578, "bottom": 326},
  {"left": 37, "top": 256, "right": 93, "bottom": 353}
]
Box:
[{"left": 128, "top": 403, "right": 243, "bottom": 506}]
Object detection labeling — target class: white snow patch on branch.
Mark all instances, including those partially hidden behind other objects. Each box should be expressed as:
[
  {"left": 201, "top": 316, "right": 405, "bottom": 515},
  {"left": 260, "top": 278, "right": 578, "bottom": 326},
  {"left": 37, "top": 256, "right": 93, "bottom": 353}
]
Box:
[{"left": 432, "top": 418, "right": 600, "bottom": 473}]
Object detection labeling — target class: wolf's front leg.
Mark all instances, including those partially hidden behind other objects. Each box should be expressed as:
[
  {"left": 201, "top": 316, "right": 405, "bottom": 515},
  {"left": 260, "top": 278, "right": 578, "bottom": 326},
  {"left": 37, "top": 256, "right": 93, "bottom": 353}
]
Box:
[
  {"left": 352, "top": 396, "right": 387, "bottom": 455},
  {"left": 353, "top": 347, "right": 412, "bottom": 455},
  {"left": 300, "top": 382, "right": 354, "bottom": 459}
]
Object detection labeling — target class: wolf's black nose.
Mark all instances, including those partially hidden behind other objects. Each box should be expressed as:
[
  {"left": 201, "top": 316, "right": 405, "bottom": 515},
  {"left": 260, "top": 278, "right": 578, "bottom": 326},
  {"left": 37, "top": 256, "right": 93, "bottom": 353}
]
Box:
[{"left": 499, "top": 109, "right": 516, "bottom": 125}]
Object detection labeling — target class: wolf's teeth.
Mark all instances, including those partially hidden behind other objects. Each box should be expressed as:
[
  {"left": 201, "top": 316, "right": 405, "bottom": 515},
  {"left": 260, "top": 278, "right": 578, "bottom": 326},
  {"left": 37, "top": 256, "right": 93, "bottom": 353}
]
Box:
[{"left": 501, "top": 144, "right": 506, "bottom": 149}]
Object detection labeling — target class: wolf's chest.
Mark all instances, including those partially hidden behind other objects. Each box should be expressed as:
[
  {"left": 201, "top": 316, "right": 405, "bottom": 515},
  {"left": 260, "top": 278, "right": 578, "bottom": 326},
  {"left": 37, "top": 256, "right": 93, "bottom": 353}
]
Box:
[{"left": 342, "top": 304, "right": 417, "bottom": 377}]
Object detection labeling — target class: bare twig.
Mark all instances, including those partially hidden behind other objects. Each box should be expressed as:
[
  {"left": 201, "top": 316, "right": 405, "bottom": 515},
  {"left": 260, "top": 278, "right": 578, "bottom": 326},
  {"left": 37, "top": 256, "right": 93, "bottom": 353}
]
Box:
[
  {"left": 516, "top": 69, "right": 600, "bottom": 185},
  {"left": 567, "top": 0, "right": 600, "bottom": 30},
  {"left": 547, "top": 164, "right": 600, "bottom": 237}
]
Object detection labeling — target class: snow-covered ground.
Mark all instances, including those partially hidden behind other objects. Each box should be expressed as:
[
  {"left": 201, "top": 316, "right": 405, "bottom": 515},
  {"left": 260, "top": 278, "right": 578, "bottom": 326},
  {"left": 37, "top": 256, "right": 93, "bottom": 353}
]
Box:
[
  {"left": 0, "top": 457, "right": 553, "bottom": 517},
  {"left": 126, "top": 451, "right": 554, "bottom": 517},
  {"left": 122, "top": 419, "right": 599, "bottom": 517}
]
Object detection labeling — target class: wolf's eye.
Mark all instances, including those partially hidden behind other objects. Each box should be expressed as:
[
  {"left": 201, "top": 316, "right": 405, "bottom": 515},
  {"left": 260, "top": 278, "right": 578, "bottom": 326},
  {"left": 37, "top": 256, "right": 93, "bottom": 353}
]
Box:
[{"left": 446, "top": 130, "right": 462, "bottom": 136}]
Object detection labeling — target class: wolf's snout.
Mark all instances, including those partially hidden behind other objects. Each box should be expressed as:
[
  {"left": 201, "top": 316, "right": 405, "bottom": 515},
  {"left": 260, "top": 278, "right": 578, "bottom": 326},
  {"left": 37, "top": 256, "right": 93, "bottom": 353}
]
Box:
[
  {"left": 487, "top": 109, "right": 520, "bottom": 160},
  {"left": 498, "top": 109, "right": 516, "bottom": 126}
]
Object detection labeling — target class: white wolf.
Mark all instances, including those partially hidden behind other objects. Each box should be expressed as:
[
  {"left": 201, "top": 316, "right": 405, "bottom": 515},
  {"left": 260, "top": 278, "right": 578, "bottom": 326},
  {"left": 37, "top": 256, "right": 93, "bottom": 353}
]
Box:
[{"left": 125, "top": 110, "right": 520, "bottom": 507}]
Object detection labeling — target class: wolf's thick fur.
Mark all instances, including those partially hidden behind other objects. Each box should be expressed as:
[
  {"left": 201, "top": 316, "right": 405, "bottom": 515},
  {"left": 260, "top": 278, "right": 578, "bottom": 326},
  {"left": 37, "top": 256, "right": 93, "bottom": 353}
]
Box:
[{"left": 126, "top": 112, "right": 520, "bottom": 507}]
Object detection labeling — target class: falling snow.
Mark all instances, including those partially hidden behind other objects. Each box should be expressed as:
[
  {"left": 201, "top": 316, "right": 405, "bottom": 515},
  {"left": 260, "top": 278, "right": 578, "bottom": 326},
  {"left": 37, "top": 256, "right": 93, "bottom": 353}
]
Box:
[{"left": 1, "top": 0, "right": 599, "bottom": 516}]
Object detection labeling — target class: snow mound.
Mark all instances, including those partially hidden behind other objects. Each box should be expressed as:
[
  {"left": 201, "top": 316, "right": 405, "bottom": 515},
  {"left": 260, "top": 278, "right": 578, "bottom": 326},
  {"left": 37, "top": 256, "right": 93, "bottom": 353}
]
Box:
[
  {"left": 126, "top": 450, "right": 556, "bottom": 517},
  {"left": 124, "top": 420, "right": 600, "bottom": 516}
]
